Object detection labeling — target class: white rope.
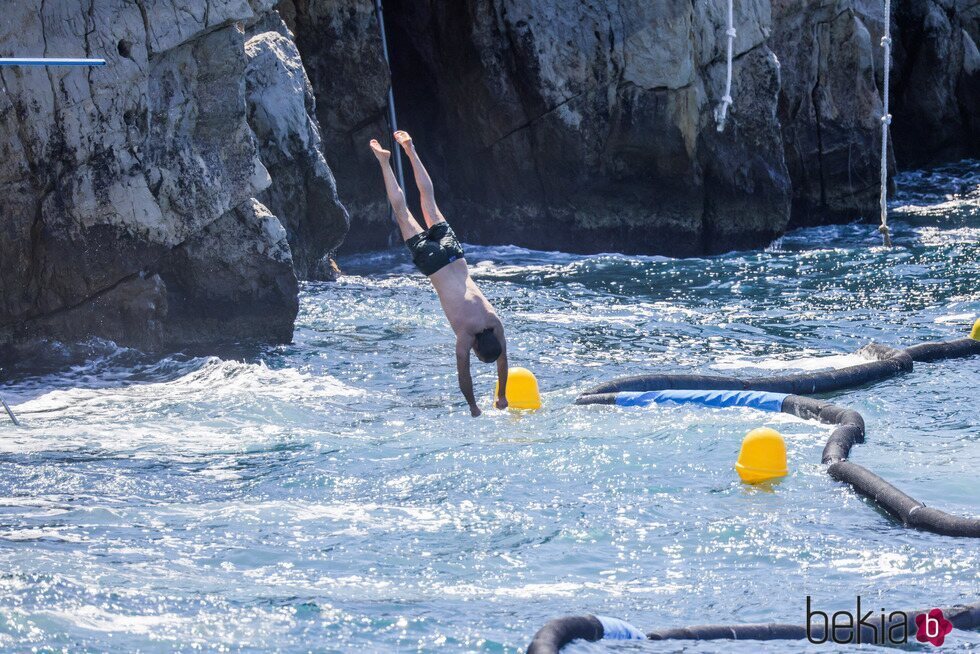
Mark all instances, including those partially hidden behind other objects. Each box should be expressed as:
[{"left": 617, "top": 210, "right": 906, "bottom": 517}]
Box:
[
  {"left": 715, "top": 0, "right": 736, "bottom": 132},
  {"left": 878, "top": 0, "right": 893, "bottom": 246}
]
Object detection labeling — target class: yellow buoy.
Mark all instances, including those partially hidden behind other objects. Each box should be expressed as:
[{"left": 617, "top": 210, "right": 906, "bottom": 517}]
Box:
[
  {"left": 495, "top": 367, "right": 542, "bottom": 410},
  {"left": 735, "top": 427, "right": 788, "bottom": 484},
  {"left": 970, "top": 318, "right": 980, "bottom": 341}
]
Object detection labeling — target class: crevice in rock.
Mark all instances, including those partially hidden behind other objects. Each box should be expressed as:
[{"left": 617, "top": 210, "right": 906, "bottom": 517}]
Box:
[
  {"left": 84, "top": 0, "right": 97, "bottom": 97},
  {"left": 135, "top": 0, "right": 152, "bottom": 59},
  {"left": 810, "top": 22, "right": 828, "bottom": 210},
  {"left": 3, "top": 195, "right": 270, "bottom": 334},
  {"left": 5, "top": 267, "right": 146, "bottom": 332},
  {"left": 345, "top": 108, "right": 387, "bottom": 137},
  {"left": 486, "top": 91, "right": 585, "bottom": 149},
  {"left": 491, "top": 3, "right": 554, "bottom": 209}
]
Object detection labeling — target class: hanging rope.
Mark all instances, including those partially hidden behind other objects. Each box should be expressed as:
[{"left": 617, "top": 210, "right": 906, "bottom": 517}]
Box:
[
  {"left": 877, "top": 0, "right": 893, "bottom": 246},
  {"left": 373, "top": 0, "right": 407, "bottom": 196},
  {"left": 0, "top": 392, "right": 19, "bottom": 426},
  {"left": 715, "top": 0, "right": 736, "bottom": 131}
]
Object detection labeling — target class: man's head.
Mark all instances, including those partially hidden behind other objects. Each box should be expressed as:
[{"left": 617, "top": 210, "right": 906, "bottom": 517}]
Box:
[{"left": 473, "top": 328, "right": 502, "bottom": 363}]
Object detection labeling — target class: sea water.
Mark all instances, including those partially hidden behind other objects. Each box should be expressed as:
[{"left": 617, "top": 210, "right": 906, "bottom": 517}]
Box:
[{"left": 0, "top": 161, "right": 977, "bottom": 652}]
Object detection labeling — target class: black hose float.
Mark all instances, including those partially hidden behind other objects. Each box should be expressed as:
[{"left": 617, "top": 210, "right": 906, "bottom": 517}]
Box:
[
  {"left": 781, "top": 394, "right": 980, "bottom": 537},
  {"left": 576, "top": 333, "right": 980, "bottom": 537},
  {"left": 527, "top": 615, "right": 642, "bottom": 654},
  {"left": 579, "top": 343, "right": 914, "bottom": 397},
  {"left": 905, "top": 337, "right": 980, "bottom": 362},
  {"left": 528, "top": 601, "right": 980, "bottom": 652}
]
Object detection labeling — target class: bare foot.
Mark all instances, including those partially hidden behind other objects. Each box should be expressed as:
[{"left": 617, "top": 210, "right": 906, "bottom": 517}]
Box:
[
  {"left": 393, "top": 130, "right": 415, "bottom": 153},
  {"left": 369, "top": 139, "right": 391, "bottom": 162}
]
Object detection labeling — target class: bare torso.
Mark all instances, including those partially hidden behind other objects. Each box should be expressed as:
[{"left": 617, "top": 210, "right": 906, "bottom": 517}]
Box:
[{"left": 428, "top": 259, "right": 499, "bottom": 336}]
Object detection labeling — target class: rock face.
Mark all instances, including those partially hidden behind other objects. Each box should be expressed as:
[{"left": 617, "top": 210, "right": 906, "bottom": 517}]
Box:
[
  {"left": 369, "top": 0, "right": 791, "bottom": 255},
  {"left": 0, "top": 0, "right": 344, "bottom": 362},
  {"left": 160, "top": 199, "right": 298, "bottom": 345},
  {"left": 244, "top": 17, "right": 350, "bottom": 279},
  {"left": 891, "top": 0, "right": 980, "bottom": 166},
  {"left": 770, "top": 0, "right": 887, "bottom": 226},
  {"left": 770, "top": 0, "right": 980, "bottom": 227},
  {"left": 291, "top": 0, "right": 977, "bottom": 249},
  {"left": 19, "top": 201, "right": 297, "bottom": 354},
  {"left": 2, "top": 0, "right": 976, "bottom": 364},
  {"left": 287, "top": 0, "right": 395, "bottom": 251}
]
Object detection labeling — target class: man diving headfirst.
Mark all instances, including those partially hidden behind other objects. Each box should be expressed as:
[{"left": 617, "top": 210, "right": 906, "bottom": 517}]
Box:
[{"left": 370, "top": 131, "right": 508, "bottom": 417}]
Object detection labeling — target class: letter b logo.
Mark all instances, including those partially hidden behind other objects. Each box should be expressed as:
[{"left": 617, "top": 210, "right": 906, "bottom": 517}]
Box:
[{"left": 915, "top": 609, "right": 953, "bottom": 647}]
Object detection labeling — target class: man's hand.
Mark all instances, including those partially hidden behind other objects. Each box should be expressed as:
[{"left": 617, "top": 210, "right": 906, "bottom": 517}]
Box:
[
  {"left": 495, "top": 325, "right": 509, "bottom": 411},
  {"left": 457, "top": 337, "right": 479, "bottom": 415}
]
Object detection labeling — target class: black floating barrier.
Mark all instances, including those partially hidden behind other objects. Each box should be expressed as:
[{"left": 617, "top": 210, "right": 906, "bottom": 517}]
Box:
[
  {"left": 529, "top": 601, "right": 980, "bottom": 652},
  {"left": 789, "top": 391, "right": 979, "bottom": 535},
  {"left": 905, "top": 337, "right": 980, "bottom": 362},
  {"left": 575, "top": 336, "right": 980, "bottom": 537},
  {"left": 526, "top": 615, "right": 604, "bottom": 654},
  {"left": 579, "top": 344, "right": 913, "bottom": 398}
]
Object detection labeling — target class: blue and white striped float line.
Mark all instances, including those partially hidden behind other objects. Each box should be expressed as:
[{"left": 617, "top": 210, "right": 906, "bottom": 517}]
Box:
[{"left": 613, "top": 389, "right": 788, "bottom": 412}]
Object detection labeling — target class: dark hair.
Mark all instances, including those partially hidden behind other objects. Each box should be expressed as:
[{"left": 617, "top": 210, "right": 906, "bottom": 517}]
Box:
[{"left": 473, "top": 328, "right": 502, "bottom": 363}]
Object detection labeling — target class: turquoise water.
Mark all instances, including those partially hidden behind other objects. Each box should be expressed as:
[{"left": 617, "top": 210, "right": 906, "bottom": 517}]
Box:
[{"left": 0, "top": 161, "right": 978, "bottom": 652}]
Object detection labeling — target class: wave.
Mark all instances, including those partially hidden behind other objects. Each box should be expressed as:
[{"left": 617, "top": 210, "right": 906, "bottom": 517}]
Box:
[{"left": 710, "top": 352, "right": 869, "bottom": 372}]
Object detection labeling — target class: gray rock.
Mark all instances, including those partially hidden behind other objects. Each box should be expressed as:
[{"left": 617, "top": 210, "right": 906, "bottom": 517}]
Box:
[
  {"left": 159, "top": 198, "right": 299, "bottom": 347},
  {"left": 244, "top": 22, "right": 350, "bottom": 279},
  {"left": 357, "top": 0, "right": 790, "bottom": 254},
  {"left": 0, "top": 0, "right": 303, "bottom": 363},
  {"left": 14, "top": 275, "right": 171, "bottom": 355},
  {"left": 293, "top": 0, "right": 976, "bottom": 246},
  {"left": 960, "top": 0, "right": 980, "bottom": 44},
  {"left": 700, "top": 46, "right": 792, "bottom": 250},
  {"left": 770, "top": 0, "right": 886, "bottom": 226},
  {"left": 2, "top": 199, "right": 296, "bottom": 362},
  {"left": 288, "top": 0, "right": 396, "bottom": 251},
  {"left": 891, "top": 0, "right": 980, "bottom": 165}
]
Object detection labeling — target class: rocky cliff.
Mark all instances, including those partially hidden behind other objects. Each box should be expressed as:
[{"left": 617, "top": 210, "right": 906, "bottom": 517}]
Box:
[
  {"left": 772, "top": 0, "right": 980, "bottom": 227},
  {"left": 244, "top": 9, "right": 351, "bottom": 278},
  {"left": 771, "top": 0, "right": 887, "bottom": 226},
  {"left": 377, "top": 0, "right": 792, "bottom": 255},
  {"left": 0, "top": 0, "right": 348, "bottom": 362},
  {"left": 891, "top": 0, "right": 980, "bottom": 166},
  {"left": 284, "top": 0, "right": 393, "bottom": 251},
  {"left": 295, "top": 0, "right": 978, "bottom": 250}
]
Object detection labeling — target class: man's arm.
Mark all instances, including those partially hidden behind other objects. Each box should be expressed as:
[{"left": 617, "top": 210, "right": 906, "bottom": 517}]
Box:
[
  {"left": 495, "top": 325, "right": 508, "bottom": 410},
  {"left": 456, "top": 337, "right": 481, "bottom": 417}
]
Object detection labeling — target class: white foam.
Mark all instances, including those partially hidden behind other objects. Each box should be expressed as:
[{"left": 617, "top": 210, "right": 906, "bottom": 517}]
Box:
[
  {"left": 934, "top": 313, "right": 977, "bottom": 324},
  {"left": 0, "top": 358, "right": 366, "bottom": 455},
  {"left": 11, "top": 358, "right": 361, "bottom": 412},
  {"left": 711, "top": 353, "right": 868, "bottom": 372}
]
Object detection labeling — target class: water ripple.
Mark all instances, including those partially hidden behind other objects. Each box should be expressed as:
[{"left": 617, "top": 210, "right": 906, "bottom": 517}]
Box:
[{"left": 0, "top": 161, "right": 978, "bottom": 652}]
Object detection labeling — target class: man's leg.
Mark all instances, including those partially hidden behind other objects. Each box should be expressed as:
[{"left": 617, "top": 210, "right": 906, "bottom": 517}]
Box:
[
  {"left": 370, "top": 139, "right": 424, "bottom": 241},
  {"left": 394, "top": 131, "right": 446, "bottom": 229}
]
